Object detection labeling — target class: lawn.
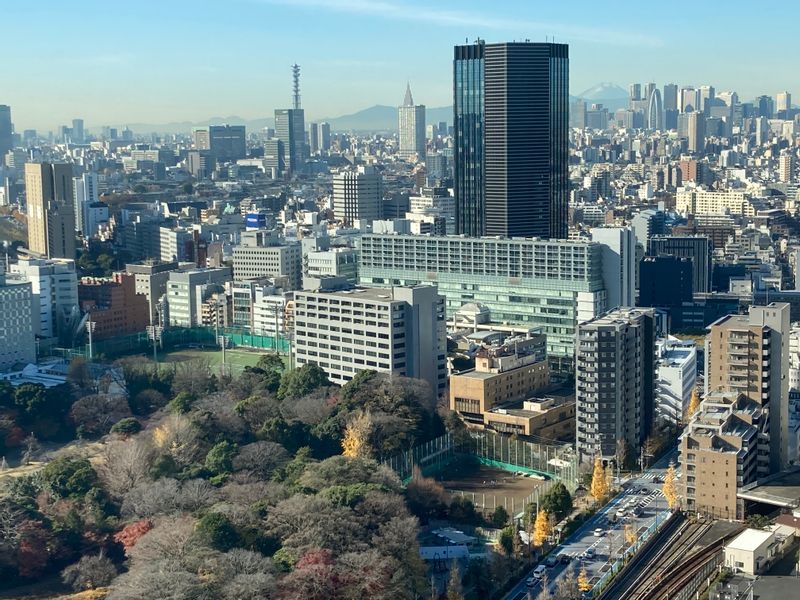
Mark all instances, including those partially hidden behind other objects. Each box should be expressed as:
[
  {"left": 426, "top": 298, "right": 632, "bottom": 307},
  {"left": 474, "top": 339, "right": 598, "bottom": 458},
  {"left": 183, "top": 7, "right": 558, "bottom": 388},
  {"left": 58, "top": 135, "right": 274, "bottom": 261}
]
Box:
[{"left": 157, "top": 346, "right": 288, "bottom": 376}]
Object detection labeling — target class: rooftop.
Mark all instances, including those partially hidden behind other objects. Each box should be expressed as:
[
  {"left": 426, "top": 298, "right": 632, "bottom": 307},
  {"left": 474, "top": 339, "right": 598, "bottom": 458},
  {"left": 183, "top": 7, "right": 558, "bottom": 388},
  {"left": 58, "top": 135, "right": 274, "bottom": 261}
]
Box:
[
  {"left": 738, "top": 466, "right": 800, "bottom": 508},
  {"left": 725, "top": 528, "right": 773, "bottom": 552}
]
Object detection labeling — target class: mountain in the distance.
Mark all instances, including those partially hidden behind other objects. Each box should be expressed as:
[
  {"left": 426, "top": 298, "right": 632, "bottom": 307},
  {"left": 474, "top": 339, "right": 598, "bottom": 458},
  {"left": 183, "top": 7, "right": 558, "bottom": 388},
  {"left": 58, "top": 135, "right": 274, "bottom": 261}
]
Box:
[
  {"left": 573, "top": 82, "right": 629, "bottom": 111},
  {"left": 113, "top": 106, "right": 453, "bottom": 135},
  {"left": 323, "top": 105, "right": 451, "bottom": 132}
]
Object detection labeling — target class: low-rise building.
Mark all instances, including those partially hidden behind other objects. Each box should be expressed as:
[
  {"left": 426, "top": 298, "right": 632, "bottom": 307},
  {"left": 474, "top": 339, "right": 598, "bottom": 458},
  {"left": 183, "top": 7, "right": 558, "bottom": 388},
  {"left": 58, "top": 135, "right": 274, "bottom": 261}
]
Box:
[
  {"left": 723, "top": 525, "right": 796, "bottom": 575},
  {"left": 232, "top": 229, "right": 302, "bottom": 290},
  {"left": 165, "top": 267, "right": 232, "bottom": 328},
  {"left": 449, "top": 333, "right": 549, "bottom": 425}
]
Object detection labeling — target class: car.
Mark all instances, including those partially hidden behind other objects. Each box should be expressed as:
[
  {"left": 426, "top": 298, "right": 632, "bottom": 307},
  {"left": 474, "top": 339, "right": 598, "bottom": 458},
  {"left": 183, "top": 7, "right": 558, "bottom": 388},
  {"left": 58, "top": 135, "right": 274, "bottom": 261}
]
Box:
[
  {"left": 581, "top": 547, "right": 596, "bottom": 559},
  {"left": 533, "top": 565, "right": 547, "bottom": 579},
  {"left": 559, "top": 553, "right": 572, "bottom": 565},
  {"left": 639, "top": 487, "right": 649, "bottom": 495},
  {"left": 632, "top": 506, "right": 643, "bottom": 517},
  {"left": 593, "top": 528, "right": 604, "bottom": 537},
  {"left": 526, "top": 577, "right": 537, "bottom": 587},
  {"left": 545, "top": 555, "right": 558, "bottom": 567},
  {"left": 615, "top": 509, "right": 627, "bottom": 519},
  {"left": 653, "top": 475, "right": 663, "bottom": 484}
]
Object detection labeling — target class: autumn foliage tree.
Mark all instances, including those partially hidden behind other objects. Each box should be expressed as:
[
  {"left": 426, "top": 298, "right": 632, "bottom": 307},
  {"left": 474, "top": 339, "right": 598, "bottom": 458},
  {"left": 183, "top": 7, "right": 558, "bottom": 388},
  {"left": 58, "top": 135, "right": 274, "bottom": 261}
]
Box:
[
  {"left": 578, "top": 567, "right": 591, "bottom": 592},
  {"left": 590, "top": 456, "right": 609, "bottom": 502},
  {"left": 662, "top": 463, "right": 679, "bottom": 509},
  {"left": 685, "top": 389, "right": 700, "bottom": 422},
  {"left": 532, "top": 509, "right": 552, "bottom": 548},
  {"left": 341, "top": 411, "right": 373, "bottom": 459}
]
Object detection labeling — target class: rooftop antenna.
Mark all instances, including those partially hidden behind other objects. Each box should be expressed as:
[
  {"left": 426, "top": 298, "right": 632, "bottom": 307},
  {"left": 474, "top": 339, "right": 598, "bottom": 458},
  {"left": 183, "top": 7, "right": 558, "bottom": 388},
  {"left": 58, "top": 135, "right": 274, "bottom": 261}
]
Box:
[{"left": 292, "top": 64, "right": 301, "bottom": 110}]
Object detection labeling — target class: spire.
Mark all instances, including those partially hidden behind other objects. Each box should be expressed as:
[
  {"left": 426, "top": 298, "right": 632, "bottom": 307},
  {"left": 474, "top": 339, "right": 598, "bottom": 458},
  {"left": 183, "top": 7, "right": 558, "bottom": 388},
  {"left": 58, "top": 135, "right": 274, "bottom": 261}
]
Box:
[
  {"left": 292, "top": 64, "right": 301, "bottom": 110},
  {"left": 403, "top": 82, "right": 414, "bottom": 106}
]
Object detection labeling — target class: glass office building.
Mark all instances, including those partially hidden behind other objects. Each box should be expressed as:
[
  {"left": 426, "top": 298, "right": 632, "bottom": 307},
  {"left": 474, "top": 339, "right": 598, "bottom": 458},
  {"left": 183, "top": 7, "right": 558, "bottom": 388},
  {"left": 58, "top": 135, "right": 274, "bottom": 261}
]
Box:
[
  {"left": 454, "top": 41, "right": 569, "bottom": 239},
  {"left": 359, "top": 234, "right": 607, "bottom": 366}
]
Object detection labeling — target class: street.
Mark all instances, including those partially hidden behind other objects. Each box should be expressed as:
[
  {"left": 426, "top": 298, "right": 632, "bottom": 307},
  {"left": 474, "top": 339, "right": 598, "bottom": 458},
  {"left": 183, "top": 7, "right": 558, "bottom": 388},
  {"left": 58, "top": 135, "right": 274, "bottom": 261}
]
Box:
[{"left": 504, "top": 455, "right": 677, "bottom": 600}]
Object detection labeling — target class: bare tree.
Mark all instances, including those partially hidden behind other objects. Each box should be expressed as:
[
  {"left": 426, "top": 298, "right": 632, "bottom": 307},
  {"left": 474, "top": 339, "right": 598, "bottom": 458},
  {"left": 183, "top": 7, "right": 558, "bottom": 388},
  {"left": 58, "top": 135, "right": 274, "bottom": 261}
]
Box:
[
  {"left": 172, "top": 358, "right": 214, "bottom": 397},
  {"left": 232, "top": 441, "right": 290, "bottom": 478},
  {"left": 121, "top": 478, "right": 181, "bottom": 518},
  {"left": 281, "top": 388, "right": 336, "bottom": 425},
  {"left": 107, "top": 563, "right": 211, "bottom": 600},
  {"left": 98, "top": 438, "right": 155, "bottom": 500},
  {"left": 177, "top": 478, "right": 218, "bottom": 512},
  {"left": 61, "top": 552, "right": 118, "bottom": 590}
]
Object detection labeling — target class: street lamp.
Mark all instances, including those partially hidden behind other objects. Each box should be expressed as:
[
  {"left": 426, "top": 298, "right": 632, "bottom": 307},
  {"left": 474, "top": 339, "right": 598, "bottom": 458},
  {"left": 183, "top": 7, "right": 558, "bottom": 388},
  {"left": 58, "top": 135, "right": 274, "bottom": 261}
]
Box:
[{"left": 86, "top": 317, "right": 96, "bottom": 361}]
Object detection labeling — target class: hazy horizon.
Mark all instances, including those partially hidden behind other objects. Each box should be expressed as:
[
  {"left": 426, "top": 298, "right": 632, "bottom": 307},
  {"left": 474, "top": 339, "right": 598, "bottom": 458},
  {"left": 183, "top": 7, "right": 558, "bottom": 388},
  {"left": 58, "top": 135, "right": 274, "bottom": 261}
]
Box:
[{"left": 3, "top": 0, "right": 797, "bottom": 132}]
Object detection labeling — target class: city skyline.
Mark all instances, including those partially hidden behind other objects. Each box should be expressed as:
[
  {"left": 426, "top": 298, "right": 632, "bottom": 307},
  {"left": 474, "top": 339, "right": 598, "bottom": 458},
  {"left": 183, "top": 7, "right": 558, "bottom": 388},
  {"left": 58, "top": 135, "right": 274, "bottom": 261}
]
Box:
[{"left": 3, "top": 0, "right": 799, "bottom": 131}]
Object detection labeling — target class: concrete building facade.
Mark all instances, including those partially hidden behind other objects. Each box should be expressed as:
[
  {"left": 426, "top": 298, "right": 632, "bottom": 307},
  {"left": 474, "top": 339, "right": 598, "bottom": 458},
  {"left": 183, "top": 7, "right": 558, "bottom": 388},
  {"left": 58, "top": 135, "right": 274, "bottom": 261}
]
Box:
[
  {"left": 293, "top": 279, "right": 447, "bottom": 393},
  {"left": 359, "top": 234, "right": 608, "bottom": 367},
  {"left": 575, "top": 307, "right": 656, "bottom": 462},
  {"left": 0, "top": 273, "right": 36, "bottom": 371},
  {"left": 332, "top": 166, "right": 382, "bottom": 225}
]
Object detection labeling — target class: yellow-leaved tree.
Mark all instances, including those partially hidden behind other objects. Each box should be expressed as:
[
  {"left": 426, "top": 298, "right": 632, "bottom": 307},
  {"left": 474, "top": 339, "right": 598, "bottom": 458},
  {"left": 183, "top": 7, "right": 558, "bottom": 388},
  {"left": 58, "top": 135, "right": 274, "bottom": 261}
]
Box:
[
  {"left": 662, "top": 462, "right": 679, "bottom": 509},
  {"left": 686, "top": 389, "right": 700, "bottom": 421},
  {"left": 341, "top": 411, "right": 373, "bottom": 459},
  {"left": 533, "top": 509, "right": 552, "bottom": 548},
  {"left": 590, "top": 456, "right": 609, "bottom": 502},
  {"left": 578, "top": 567, "right": 592, "bottom": 592},
  {"left": 624, "top": 522, "right": 637, "bottom": 547}
]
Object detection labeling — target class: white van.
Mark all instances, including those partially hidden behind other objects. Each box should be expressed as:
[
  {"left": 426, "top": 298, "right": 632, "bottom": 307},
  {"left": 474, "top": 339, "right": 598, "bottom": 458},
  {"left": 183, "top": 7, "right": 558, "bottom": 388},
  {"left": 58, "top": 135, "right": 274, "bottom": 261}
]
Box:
[{"left": 533, "top": 565, "right": 547, "bottom": 580}]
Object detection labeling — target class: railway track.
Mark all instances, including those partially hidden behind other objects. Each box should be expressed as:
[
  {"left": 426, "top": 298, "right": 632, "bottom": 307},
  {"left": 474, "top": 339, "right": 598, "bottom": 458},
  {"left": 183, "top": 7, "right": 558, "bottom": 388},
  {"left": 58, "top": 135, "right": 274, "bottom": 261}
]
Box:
[
  {"left": 640, "top": 537, "right": 725, "bottom": 600},
  {"left": 601, "top": 517, "right": 711, "bottom": 600}
]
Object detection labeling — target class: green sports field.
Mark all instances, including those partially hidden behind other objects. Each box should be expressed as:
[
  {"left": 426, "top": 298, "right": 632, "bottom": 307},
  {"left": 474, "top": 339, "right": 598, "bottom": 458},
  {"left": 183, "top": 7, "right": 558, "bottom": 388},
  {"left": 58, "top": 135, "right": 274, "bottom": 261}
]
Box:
[{"left": 156, "top": 346, "right": 289, "bottom": 376}]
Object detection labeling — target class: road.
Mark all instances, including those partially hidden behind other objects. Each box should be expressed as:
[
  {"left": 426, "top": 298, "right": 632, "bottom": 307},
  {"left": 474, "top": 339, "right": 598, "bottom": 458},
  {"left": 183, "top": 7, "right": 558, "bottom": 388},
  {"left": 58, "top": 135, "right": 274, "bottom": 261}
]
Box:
[{"left": 504, "top": 453, "right": 678, "bottom": 600}]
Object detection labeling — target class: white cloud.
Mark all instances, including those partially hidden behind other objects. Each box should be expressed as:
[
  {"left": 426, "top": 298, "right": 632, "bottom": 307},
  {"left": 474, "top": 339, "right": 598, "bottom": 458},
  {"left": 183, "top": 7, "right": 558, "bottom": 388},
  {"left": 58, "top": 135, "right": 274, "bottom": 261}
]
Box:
[{"left": 254, "top": 0, "right": 662, "bottom": 47}]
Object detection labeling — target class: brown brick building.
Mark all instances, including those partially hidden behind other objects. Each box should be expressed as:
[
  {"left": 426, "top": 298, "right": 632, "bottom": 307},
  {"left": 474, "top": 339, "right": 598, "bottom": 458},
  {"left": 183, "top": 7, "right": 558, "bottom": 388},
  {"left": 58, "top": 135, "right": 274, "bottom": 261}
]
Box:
[{"left": 79, "top": 273, "right": 149, "bottom": 340}]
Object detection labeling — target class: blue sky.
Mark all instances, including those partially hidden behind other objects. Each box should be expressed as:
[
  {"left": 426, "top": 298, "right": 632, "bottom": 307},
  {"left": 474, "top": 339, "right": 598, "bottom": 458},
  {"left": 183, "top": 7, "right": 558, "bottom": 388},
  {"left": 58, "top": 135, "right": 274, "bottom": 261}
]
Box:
[{"left": 2, "top": 0, "right": 797, "bottom": 131}]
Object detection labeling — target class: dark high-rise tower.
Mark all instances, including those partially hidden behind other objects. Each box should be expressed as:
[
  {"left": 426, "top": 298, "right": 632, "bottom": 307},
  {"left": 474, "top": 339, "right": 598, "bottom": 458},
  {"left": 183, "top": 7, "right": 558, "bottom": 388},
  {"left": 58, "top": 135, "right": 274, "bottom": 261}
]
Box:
[
  {"left": 275, "top": 64, "right": 306, "bottom": 176},
  {"left": 454, "top": 41, "right": 569, "bottom": 239},
  {"left": 0, "top": 105, "right": 12, "bottom": 158}
]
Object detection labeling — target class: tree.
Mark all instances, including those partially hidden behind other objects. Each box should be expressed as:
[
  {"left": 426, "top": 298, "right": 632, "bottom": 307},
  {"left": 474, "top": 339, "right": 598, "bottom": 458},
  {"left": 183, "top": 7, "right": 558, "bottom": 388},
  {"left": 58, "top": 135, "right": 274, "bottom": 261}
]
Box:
[
  {"left": 98, "top": 437, "right": 154, "bottom": 500},
  {"left": 491, "top": 505, "right": 509, "bottom": 528},
  {"left": 533, "top": 509, "right": 552, "bottom": 548},
  {"left": 555, "top": 567, "right": 579, "bottom": 600},
  {"left": 577, "top": 567, "right": 591, "bottom": 592},
  {"left": 342, "top": 411, "right": 373, "bottom": 459},
  {"left": 405, "top": 466, "right": 448, "bottom": 523},
  {"left": 499, "top": 524, "right": 516, "bottom": 555},
  {"left": 745, "top": 514, "right": 771, "bottom": 529},
  {"left": 446, "top": 561, "right": 465, "bottom": 600},
  {"left": 152, "top": 414, "right": 202, "bottom": 467},
  {"left": 540, "top": 482, "right": 573, "bottom": 522},
  {"left": 195, "top": 512, "right": 241, "bottom": 551},
  {"left": 615, "top": 438, "right": 628, "bottom": 472},
  {"left": 61, "top": 552, "right": 118, "bottom": 590},
  {"left": 538, "top": 574, "right": 554, "bottom": 600},
  {"left": 662, "top": 463, "right": 678, "bottom": 509},
  {"left": 113, "top": 519, "right": 154, "bottom": 555},
  {"left": 169, "top": 391, "right": 196, "bottom": 414},
  {"left": 686, "top": 389, "right": 700, "bottom": 421},
  {"left": 205, "top": 440, "right": 239, "bottom": 476},
  {"left": 41, "top": 456, "right": 98, "bottom": 498},
  {"left": 69, "top": 393, "right": 133, "bottom": 436},
  {"left": 624, "top": 522, "right": 637, "bottom": 547},
  {"left": 110, "top": 417, "right": 142, "bottom": 436},
  {"left": 276, "top": 364, "right": 330, "bottom": 402},
  {"left": 21, "top": 433, "right": 40, "bottom": 464},
  {"left": 67, "top": 357, "right": 93, "bottom": 392},
  {"left": 590, "top": 456, "right": 609, "bottom": 502},
  {"left": 255, "top": 353, "right": 285, "bottom": 375}
]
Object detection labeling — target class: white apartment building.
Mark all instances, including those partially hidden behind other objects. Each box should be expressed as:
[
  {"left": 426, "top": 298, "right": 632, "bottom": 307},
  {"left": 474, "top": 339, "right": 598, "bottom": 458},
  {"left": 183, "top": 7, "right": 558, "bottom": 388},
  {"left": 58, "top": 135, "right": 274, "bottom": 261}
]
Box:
[
  {"left": 333, "top": 165, "right": 382, "bottom": 225},
  {"left": 10, "top": 258, "right": 78, "bottom": 339},
  {"left": 165, "top": 267, "right": 231, "bottom": 328},
  {"left": 655, "top": 336, "right": 697, "bottom": 426},
  {"left": 232, "top": 230, "right": 302, "bottom": 290},
  {"left": 590, "top": 226, "right": 637, "bottom": 309},
  {"left": 252, "top": 287, "right": 289, "bottom": 337},
  {"left": 303, "top": 247, "right": 358, "bottom": 289},
  {"left": 676, "top": 187, "right": 753, "bottom": 217},
  {"left": 160, "top": 227, "right": 193, "bottom": 263},
  {"left": 0, "top": 273, "right": 36, "bottom": 370},
  {"left": 293, "top": 278, "right": 447, "bottom": 393},
  {"left": 72, "top": 172, "right": 99, "bottom": 235}
]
